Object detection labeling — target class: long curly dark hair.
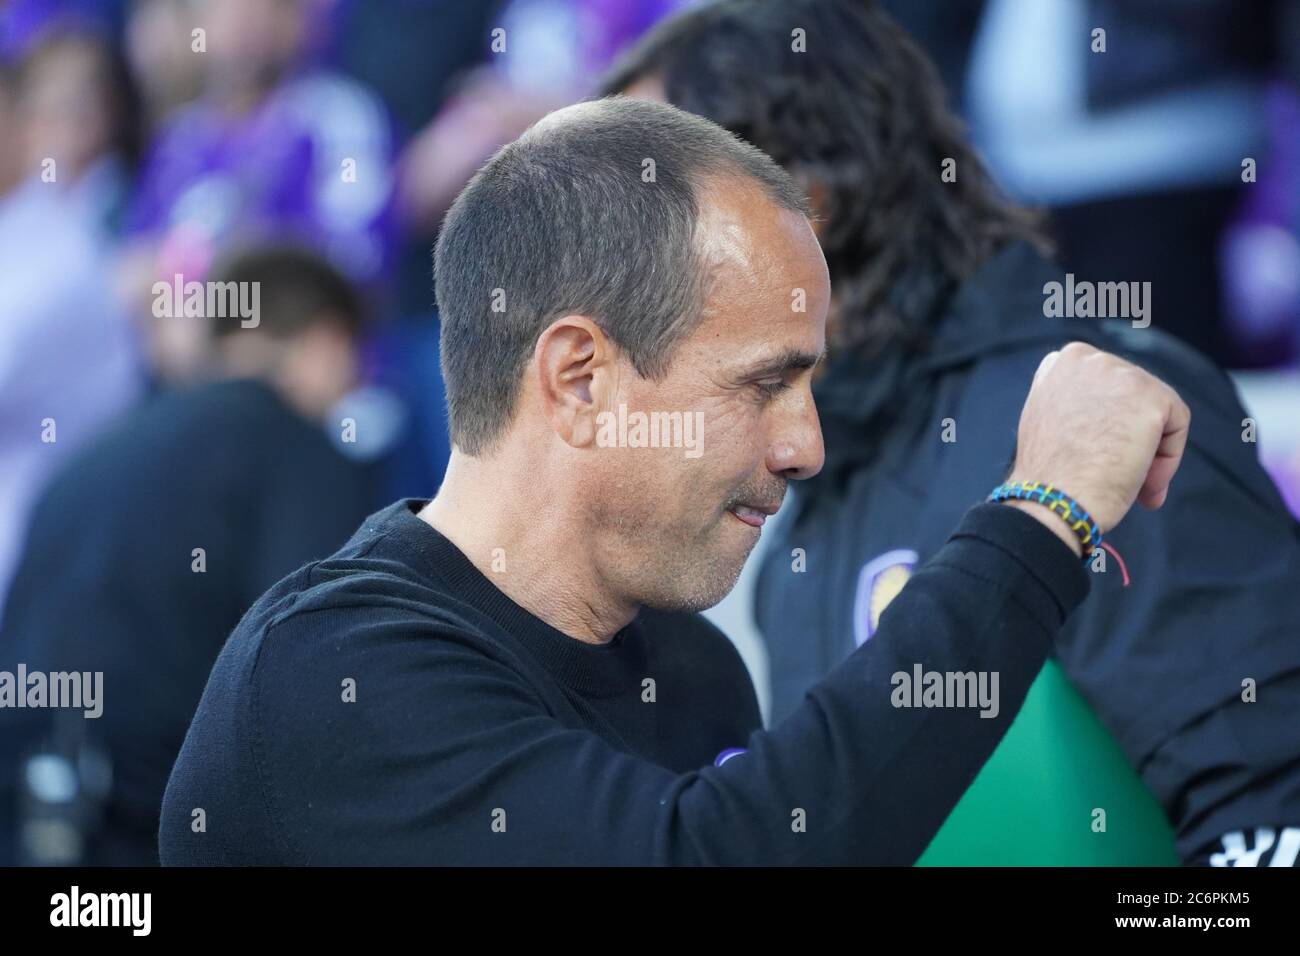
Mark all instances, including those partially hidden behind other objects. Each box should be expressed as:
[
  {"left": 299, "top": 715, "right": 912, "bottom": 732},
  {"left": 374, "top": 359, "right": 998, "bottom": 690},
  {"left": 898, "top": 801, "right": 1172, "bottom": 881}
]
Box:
[{"left": 600, "top": 0, "right": 1050, "bottom": 360}]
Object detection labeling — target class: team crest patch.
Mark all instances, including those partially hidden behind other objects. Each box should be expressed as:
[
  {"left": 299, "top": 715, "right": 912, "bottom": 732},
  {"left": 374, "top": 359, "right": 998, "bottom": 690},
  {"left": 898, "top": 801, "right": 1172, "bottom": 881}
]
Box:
[{"left": 853, "top": 549, "right": 918, "bottom": 646}]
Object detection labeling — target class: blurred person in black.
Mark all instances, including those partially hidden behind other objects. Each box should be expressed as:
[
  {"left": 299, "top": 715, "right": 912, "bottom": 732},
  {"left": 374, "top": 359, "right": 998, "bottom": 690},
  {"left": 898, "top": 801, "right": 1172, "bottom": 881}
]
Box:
[
  {"left": 0, "top": 246, "right": 376, "bottom": 866},
  {"left": 604, "top": 0, "right": 1300, "bottom": 866}
]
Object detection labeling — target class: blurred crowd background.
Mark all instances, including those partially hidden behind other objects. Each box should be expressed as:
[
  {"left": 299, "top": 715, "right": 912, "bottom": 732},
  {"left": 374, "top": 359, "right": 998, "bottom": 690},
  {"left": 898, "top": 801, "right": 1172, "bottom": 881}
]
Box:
[
  {"left": 0, "top": 0, "right": 1298, "bottom": 864},
  {"left": 2, "top": 0, "right": 1299, "bottom": 598}
]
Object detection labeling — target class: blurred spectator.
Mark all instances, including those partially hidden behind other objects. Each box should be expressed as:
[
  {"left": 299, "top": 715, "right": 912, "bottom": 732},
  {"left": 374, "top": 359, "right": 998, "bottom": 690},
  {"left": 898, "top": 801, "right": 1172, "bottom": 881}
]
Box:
[
  {"left": 322, "top": 0, "right": 504, "bottom": 319},
  {"left": 0, "top": 245, "right": 377, "bottom": 866},
  {"left": 125, "top": 0, "right": 204, "bottom": 134},
  {"left": 18, "top": 26, "right": 141, "bottom": 235},
  {"left": 123, "top": 0, "right": 397, "bottom": 299},
  {"left": 0, "top": 56, "right": 141, "bottom": 623},
  {"left": 964, "top": 0, "right": 1292, "bottom": 363},
  {"left": 398, "top": 0, "right": 689, "bottom": 246},
  {"left": 328, "top": 0, "right": 504, "bottom": 143}
]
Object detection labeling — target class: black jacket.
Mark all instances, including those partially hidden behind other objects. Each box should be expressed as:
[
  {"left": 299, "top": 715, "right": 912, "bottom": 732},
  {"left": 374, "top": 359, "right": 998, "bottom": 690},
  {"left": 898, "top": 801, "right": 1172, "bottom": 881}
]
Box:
[
  {"left": 0, "top": 379, "right": 374, "bottom": 865},
  {"left": 756, "top": 241, "right": 1300, "bottom": 864}
]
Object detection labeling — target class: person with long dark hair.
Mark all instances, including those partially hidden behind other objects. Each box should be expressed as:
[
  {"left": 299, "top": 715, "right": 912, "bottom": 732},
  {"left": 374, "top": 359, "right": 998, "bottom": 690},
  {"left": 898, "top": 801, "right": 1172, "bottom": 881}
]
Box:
[{"left": 603, "top": 0, "right": 1300, "bottom": 866}]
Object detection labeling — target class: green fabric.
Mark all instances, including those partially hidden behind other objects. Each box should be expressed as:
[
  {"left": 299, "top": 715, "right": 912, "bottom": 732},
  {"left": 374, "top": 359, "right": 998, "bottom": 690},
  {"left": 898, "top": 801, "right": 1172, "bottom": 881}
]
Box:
[{"left": 916, "top": 660, "right": 1178, "bottom": 865}]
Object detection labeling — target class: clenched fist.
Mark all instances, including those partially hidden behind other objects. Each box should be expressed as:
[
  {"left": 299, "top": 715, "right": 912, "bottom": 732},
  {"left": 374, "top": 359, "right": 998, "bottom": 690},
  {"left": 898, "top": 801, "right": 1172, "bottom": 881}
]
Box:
[{"left": 1003, "top": 341, "right": 1191, "bottom": 556}]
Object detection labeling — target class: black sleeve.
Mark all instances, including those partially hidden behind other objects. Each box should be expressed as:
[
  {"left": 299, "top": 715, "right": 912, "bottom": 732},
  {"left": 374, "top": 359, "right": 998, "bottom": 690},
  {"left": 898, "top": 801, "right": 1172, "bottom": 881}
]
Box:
[
  {"left": 1054, "top": 425, "right": 1300, "bottom": 864},
  {"left": 1148, "top": 668, "right": 1300, "bottom": 866},
  {"left": 252, "top": 502, "right": 1088, "bottom": 865}
]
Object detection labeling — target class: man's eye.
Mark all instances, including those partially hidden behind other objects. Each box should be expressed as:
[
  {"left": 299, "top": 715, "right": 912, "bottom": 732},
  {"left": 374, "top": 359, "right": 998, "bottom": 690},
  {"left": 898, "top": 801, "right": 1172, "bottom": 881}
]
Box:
[{"left": 754, "top": 380, "right": 790, "bottom": 398}]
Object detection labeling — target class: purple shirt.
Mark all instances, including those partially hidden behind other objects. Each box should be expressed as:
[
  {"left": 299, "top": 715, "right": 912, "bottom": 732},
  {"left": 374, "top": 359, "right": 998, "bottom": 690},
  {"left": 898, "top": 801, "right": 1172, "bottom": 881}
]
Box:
[{"left": 127, "top": 70, "right": 397, "bottom": 286}]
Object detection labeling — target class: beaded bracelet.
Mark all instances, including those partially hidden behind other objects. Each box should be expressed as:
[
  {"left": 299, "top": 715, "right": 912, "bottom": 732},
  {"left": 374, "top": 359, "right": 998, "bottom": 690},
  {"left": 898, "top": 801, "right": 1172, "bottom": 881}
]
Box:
[{"left": 987, "top": 480, "right": 1101, "bottom": 562}]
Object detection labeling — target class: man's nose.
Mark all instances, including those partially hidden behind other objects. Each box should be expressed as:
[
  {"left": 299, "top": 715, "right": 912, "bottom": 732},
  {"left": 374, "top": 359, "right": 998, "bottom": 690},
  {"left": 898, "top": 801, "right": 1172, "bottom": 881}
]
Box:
[{"left": 767, "top": 391, "right": 824, "bottom": 480}]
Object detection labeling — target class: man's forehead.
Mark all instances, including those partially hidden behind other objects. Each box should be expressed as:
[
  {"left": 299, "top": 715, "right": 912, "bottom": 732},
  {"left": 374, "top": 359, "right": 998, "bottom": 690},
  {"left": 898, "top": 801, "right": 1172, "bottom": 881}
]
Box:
[
  {"left": 659, "top": 175, "right": 829, "bottom": 378},
  {"left": 695, "top": 176, "right": 812, "bottom": 265},
  {"left": 693, "top": 178, "right": 827, "bottom": 295},
  {"left": 683, "top": 291, "right": 827, "bottom": 376}
]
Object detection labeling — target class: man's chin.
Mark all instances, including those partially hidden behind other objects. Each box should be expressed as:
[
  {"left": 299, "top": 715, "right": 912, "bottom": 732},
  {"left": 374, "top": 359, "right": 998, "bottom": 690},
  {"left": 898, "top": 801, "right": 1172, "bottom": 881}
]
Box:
[
  {"left": 644, "top": 552, "right": 753, "bottom": 614},
  {"left": 642, "top": 585, "right": 735, "bottom": 615}
]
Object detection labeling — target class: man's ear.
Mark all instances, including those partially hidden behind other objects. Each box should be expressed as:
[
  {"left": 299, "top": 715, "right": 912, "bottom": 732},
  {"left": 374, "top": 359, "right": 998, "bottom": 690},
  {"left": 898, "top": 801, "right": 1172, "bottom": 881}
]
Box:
[{"left": 533, "top": 315, "right": 617, "bottom": 448}]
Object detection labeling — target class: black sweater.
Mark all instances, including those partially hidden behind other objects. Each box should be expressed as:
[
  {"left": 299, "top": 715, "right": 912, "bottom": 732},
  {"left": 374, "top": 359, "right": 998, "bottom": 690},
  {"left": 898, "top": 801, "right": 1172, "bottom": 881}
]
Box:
[{"left": 159, "top": 498, "right": 1088, "bottom": 865}]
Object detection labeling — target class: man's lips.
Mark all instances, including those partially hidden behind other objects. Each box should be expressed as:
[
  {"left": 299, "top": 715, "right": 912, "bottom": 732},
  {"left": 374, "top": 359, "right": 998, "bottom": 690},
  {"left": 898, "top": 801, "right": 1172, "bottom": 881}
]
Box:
[{"left": 727, "top": 503, "right": 779, "bottom": 528}]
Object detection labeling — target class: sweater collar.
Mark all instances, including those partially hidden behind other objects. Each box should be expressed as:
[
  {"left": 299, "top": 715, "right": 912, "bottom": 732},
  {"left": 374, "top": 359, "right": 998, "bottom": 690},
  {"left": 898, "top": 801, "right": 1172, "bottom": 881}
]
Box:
[{"left": 376, "top": 499, "right": 649, "bottom": 699}]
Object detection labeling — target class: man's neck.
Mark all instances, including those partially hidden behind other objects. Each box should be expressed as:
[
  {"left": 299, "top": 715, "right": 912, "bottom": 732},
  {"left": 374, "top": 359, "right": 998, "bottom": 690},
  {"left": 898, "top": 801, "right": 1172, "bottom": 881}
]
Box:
[{"left": 419, "top": 450, "right": 638, "bottom": 645}]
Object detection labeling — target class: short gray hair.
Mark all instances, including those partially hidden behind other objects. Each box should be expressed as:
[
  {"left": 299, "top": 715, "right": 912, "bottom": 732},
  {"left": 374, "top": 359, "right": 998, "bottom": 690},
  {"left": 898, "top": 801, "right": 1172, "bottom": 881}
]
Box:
[{"left": 434, "top": 95, "right": 810, "bottom": 455}]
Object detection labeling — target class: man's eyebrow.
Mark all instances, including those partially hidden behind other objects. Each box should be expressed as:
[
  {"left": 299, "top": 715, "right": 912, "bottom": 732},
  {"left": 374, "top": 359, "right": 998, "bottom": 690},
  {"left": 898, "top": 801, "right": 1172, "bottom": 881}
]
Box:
[{"left": 732, "top": 345, "right": 829, "bottom": 380}]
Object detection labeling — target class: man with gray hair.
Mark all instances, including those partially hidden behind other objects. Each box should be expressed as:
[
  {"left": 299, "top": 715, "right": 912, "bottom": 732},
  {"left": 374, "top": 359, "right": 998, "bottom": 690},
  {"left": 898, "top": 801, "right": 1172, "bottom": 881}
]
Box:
[{"left": 160, "top": 98, "right": 1189, "bottom": 865}]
